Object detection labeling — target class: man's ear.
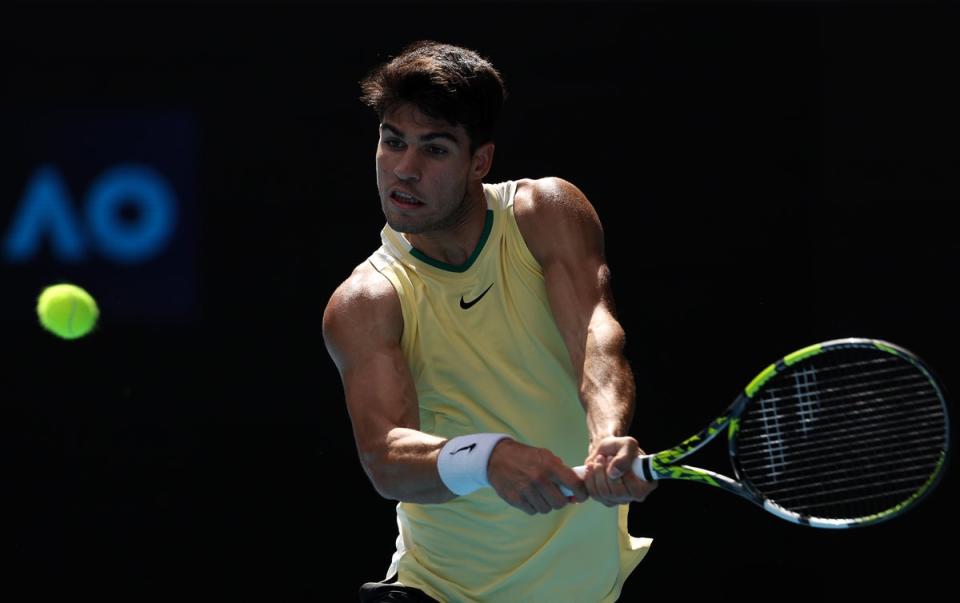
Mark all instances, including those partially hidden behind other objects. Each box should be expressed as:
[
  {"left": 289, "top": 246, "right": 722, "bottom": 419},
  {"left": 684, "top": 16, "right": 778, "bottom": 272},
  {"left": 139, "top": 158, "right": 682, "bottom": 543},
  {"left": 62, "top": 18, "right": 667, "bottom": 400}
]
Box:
[{"left": 471, "top": 142, "right": 495, "bottom": 180}]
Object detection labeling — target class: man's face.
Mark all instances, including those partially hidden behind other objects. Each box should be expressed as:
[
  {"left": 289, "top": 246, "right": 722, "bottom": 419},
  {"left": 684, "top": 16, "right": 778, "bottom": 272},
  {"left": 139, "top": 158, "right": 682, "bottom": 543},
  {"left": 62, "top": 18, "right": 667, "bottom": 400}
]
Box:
[{"left": 375, "top": 103, "right": 479, "bottom": 234}]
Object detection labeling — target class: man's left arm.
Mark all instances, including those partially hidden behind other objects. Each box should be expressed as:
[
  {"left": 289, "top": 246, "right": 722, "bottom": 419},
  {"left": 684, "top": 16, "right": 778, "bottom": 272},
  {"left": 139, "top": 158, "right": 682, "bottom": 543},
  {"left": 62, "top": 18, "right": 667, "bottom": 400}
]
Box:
[{"left": 515, "top": 177, "right": 656, "bottom": 506}]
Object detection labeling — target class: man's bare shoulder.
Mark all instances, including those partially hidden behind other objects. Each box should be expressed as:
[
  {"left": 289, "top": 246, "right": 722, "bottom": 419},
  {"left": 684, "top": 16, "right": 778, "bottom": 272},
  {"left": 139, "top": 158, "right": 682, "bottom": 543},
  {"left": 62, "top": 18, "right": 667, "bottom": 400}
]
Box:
[
  {"left": 513, "top": 177, "right": 602, "bottom": 264},
  {"left": 322, "top": 261, "right": 402, "bottom": 354},
  {"left": 514, "top": 177, "right": 595, "bottom": 218}
]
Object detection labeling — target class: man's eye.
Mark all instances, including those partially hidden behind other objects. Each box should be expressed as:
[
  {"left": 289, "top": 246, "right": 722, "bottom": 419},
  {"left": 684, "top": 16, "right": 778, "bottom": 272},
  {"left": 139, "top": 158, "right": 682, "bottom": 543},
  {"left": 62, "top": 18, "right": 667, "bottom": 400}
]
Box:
[
  {"left": 384, "top": 139, "right": 404, "bottom": 149},
  {"left": 426, "top": 146, "right": 448, "bottom": 155}
]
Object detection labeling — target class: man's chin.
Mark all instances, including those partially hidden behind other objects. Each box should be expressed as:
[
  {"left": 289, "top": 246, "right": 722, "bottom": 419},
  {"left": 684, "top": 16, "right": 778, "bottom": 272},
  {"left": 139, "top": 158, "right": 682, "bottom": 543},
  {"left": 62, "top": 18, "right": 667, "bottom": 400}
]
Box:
[{"left": 385, "top": 215, "right": 429, "bottom": 235}]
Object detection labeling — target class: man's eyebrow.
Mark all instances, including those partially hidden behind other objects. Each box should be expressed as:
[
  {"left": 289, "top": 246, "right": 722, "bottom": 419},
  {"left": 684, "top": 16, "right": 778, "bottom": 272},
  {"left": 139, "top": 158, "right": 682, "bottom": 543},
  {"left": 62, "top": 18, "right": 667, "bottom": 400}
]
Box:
[{"left": 381, "top": 122, "right": 459, "bottom": 144}]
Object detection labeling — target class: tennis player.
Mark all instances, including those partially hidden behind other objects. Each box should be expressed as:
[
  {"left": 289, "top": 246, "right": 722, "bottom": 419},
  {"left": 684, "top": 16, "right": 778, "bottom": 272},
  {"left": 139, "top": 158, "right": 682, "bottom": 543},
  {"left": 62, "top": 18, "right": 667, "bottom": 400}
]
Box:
[{"left": 323, "top": 41, "right": 656, "bottom": 602}]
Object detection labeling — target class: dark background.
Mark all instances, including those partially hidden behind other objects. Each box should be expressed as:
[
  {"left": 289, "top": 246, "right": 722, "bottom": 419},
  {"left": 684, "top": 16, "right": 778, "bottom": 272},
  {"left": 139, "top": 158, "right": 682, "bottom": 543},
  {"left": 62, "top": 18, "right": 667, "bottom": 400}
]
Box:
[{"left": 3, "top": 1, "right": 957, "bottom": 600}]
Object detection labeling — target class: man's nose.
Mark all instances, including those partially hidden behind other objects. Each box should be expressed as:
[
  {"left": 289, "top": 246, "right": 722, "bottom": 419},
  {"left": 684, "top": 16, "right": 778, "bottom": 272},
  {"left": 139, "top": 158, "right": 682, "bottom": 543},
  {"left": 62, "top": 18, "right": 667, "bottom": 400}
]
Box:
[{"left": 394, "top": 149, "right": 421, "bottom": 181}]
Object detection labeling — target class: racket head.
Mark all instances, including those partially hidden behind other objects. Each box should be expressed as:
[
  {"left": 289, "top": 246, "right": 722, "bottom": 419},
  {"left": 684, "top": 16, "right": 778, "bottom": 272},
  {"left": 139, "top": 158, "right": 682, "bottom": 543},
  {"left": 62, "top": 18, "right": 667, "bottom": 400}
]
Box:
[{"left": 728, "top": 338, "right": 950, "bottom": 528}]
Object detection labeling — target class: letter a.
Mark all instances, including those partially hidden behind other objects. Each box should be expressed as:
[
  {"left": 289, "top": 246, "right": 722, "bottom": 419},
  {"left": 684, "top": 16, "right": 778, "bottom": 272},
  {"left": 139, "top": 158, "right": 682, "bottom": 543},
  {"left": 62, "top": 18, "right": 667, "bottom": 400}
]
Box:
[{"left": 3, "top": 166, "right": 87, "bottom": 263}]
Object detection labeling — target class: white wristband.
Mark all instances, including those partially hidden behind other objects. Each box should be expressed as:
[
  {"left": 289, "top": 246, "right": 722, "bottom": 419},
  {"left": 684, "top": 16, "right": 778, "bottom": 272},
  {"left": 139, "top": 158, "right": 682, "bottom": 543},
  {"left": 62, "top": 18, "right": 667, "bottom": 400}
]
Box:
[{"left": 437, "top": 433, "right": 512, "bottom": 496}]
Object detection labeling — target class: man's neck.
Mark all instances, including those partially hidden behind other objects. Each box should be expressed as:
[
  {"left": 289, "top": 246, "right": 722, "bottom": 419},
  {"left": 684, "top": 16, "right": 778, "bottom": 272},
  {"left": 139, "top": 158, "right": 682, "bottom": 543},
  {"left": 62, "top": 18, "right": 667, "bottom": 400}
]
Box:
[{"left": 405, "top": 183, "right": 488, "bottom": 266}]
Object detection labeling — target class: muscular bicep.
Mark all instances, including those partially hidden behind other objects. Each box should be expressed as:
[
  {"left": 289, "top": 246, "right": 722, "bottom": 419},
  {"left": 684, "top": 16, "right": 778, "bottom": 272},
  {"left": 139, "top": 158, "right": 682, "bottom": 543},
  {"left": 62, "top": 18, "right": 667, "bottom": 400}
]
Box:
[
  {"left": 339, "top": 338, "right": 421, "bottom": 454},
  {"left": 516, "top": 178, "right": 620, "bottom": 375},
  {"left": 543, "top": 256, "right": 619, "bottom": 374},
  {"left": 517, "top": 179, "right": 635, "bottom": 442},
  {"left": 322, "top": 266, "right": 421, "bottom": 470}
]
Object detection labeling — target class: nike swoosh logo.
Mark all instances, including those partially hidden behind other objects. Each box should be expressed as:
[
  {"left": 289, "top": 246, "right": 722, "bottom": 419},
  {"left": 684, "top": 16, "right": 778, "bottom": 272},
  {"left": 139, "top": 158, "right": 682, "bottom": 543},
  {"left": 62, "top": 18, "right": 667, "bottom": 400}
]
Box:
[
  {"left": 451, "top": 443, "right": 477, "bottom": 455},
  {"left": 459, "top": 283, "right": 494, "bottom": 309}
]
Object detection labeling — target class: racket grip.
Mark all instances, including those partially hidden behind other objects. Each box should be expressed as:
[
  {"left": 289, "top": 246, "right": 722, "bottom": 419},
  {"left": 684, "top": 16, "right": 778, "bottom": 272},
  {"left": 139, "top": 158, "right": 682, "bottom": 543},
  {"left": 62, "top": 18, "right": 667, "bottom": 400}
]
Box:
[{"left": 559, "top": 456, "right": 649, "bottom": 497}]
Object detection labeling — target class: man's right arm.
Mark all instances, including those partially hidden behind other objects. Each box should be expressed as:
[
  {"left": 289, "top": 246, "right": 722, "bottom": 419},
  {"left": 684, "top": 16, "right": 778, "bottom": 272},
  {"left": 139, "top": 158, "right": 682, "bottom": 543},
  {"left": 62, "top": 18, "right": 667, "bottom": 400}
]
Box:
[
  {"left": 322, "top": 262, "right": 455, "bottom": 504},
  {"left": 323, "top": 262, "right": 588, "bottom": 511}
]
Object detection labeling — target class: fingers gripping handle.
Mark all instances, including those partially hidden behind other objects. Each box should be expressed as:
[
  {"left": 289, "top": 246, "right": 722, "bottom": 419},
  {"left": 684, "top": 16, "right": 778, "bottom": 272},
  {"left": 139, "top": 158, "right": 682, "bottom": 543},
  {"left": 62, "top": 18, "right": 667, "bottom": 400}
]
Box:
[{"left": 559, "top": 455, "right": 650, "bottom": 497}]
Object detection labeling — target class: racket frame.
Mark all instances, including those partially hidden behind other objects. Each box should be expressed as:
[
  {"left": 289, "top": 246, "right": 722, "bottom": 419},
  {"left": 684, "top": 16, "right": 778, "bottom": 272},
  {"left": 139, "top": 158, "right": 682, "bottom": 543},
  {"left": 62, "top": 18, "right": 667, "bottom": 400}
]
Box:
[{"left": 637, "top": 338, "right": 950, "bottom": 528}]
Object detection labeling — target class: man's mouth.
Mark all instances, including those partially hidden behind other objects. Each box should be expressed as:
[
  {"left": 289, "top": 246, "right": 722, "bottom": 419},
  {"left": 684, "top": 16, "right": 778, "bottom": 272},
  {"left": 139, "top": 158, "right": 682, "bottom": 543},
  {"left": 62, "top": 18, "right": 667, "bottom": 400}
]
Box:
[{"left": 391, "top": 190, "right": 424, "bottom": 207}]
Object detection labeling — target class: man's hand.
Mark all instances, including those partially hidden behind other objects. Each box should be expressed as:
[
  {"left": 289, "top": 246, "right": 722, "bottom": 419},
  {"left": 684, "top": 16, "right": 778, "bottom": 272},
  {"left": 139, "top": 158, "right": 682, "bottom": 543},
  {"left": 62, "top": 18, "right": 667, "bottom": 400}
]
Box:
[
  {"left": 583, "top": 436, "right": 657, "bottom": 507},
  {"left": 487, "top": 439, "right": 589, "bottom": 515}
]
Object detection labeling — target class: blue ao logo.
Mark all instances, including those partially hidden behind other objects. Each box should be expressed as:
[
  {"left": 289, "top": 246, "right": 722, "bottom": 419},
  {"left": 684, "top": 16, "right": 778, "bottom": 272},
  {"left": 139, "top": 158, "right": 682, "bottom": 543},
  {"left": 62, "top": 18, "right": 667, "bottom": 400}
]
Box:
[{"left": 4, "top": 164, "right": 178, "bottom": 265}]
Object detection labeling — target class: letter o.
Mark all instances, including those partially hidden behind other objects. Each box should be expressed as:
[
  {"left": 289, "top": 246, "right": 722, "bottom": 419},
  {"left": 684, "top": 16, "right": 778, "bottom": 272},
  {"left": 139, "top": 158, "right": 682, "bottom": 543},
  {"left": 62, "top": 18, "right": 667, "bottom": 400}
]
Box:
[{"left": 85, "top": 164, "right": 177, "bottom": 264}]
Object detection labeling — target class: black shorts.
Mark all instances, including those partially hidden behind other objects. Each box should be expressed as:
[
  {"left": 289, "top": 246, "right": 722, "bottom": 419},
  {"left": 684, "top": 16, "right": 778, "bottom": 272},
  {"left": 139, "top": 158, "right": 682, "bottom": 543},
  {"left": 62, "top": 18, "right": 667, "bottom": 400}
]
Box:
[{"left": 358, "top": 580, "right": 440, "bottom": 602}]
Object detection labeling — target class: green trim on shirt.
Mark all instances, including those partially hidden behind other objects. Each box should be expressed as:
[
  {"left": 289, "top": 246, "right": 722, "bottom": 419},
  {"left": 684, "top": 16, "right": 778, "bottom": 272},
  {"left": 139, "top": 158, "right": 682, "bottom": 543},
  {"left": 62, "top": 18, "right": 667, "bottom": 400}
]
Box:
[{"left": 409, "top": 210, "right": 493, "bottom": 273}]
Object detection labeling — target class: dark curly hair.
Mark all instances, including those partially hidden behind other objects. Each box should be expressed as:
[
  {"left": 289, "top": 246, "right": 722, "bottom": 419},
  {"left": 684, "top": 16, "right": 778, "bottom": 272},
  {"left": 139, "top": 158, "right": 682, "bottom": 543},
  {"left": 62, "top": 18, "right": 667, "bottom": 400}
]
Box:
[{"left": 360, "top": 41, "right": 507, "bottom": 153}]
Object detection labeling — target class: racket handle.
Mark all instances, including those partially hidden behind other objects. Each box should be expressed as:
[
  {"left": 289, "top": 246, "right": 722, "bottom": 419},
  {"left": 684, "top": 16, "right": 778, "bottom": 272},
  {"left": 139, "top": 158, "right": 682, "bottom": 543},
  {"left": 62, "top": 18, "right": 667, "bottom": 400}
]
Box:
[{"left": 559, "top": 456, "right": 649, "bottom": 497}]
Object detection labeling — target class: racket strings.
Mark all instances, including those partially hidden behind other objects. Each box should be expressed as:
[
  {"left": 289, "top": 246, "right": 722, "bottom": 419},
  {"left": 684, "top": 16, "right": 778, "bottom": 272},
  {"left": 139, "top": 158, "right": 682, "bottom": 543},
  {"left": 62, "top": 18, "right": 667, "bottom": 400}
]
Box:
[
  {"left": 737, "top": 399, "right": 944, "bottom": 451},
  {"left": 790, "top": 485, "right": 930, "bottom": 513},
  {"left": 741, "top": 435, "right": 944, "bottom": 482},
  {"left": 739, "top": 392, "right": 940, "bottom": 473},
  {"left": 739, "top": 438, "right": 943, "bottom": 497},
  {"left": 752, "top": 370, "right": 927, "bottom": 408},
  {"left": 777, "top": 472, "right": 934, "bottom": 504},
  {"left": 749, "top": 448, "right": 944, "bottom": 496},
  {"left": 739, "top": 418, "right": 944, "bottom": 463},
  {"left": 760, "top": 356, "right": 901, "bottom": 387},
  {"left": 735, "top": 351, "right": 947, "bottom": 521},
  {"left": 757, "top": 358, "right": 908, "bottom": 402}
]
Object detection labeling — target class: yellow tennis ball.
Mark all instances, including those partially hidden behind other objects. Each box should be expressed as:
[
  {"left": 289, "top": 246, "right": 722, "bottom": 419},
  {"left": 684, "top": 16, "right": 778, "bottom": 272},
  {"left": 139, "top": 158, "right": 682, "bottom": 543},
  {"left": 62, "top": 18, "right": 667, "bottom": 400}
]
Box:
[{"left": 36, "top": 284, "right": 100, "bottom": 340}]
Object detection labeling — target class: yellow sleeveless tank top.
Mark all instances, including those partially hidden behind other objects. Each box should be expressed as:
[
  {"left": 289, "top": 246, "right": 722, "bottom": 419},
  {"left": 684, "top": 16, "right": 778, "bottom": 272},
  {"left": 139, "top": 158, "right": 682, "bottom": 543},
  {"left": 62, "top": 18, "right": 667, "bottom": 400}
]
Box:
[{"left": 368, "top": 180, "right": 651, "bottom": 602}]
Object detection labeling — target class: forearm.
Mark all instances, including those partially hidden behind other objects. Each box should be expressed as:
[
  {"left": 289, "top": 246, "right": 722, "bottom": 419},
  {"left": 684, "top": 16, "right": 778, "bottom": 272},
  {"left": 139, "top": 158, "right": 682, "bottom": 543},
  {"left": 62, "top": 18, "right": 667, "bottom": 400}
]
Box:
[
  {"left": 362, "top": 427, "right": 456, "bottom": 504},
  {"left": 580, "top": 312, "right": 635, "bottom": 443}
]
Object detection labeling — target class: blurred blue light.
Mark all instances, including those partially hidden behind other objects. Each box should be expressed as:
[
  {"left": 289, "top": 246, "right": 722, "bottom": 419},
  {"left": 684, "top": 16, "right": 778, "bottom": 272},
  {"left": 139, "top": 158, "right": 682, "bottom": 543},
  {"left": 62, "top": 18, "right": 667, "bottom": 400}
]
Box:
[
  {"left": 86, "top": 164, "right": 177, "bottom": 264},
  {"left": 3, "top": 165, "right": 88, "bottom": 263},
  {"left": 3, "top": 163, "right": 178, "bottom": 265}
]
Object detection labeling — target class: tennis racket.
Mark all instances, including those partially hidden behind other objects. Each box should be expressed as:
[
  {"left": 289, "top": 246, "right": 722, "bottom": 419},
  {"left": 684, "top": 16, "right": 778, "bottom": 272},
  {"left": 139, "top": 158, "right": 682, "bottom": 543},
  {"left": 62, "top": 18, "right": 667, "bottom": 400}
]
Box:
[{"left": 563, "top": 338, "right": 950, "bottom": 528}]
